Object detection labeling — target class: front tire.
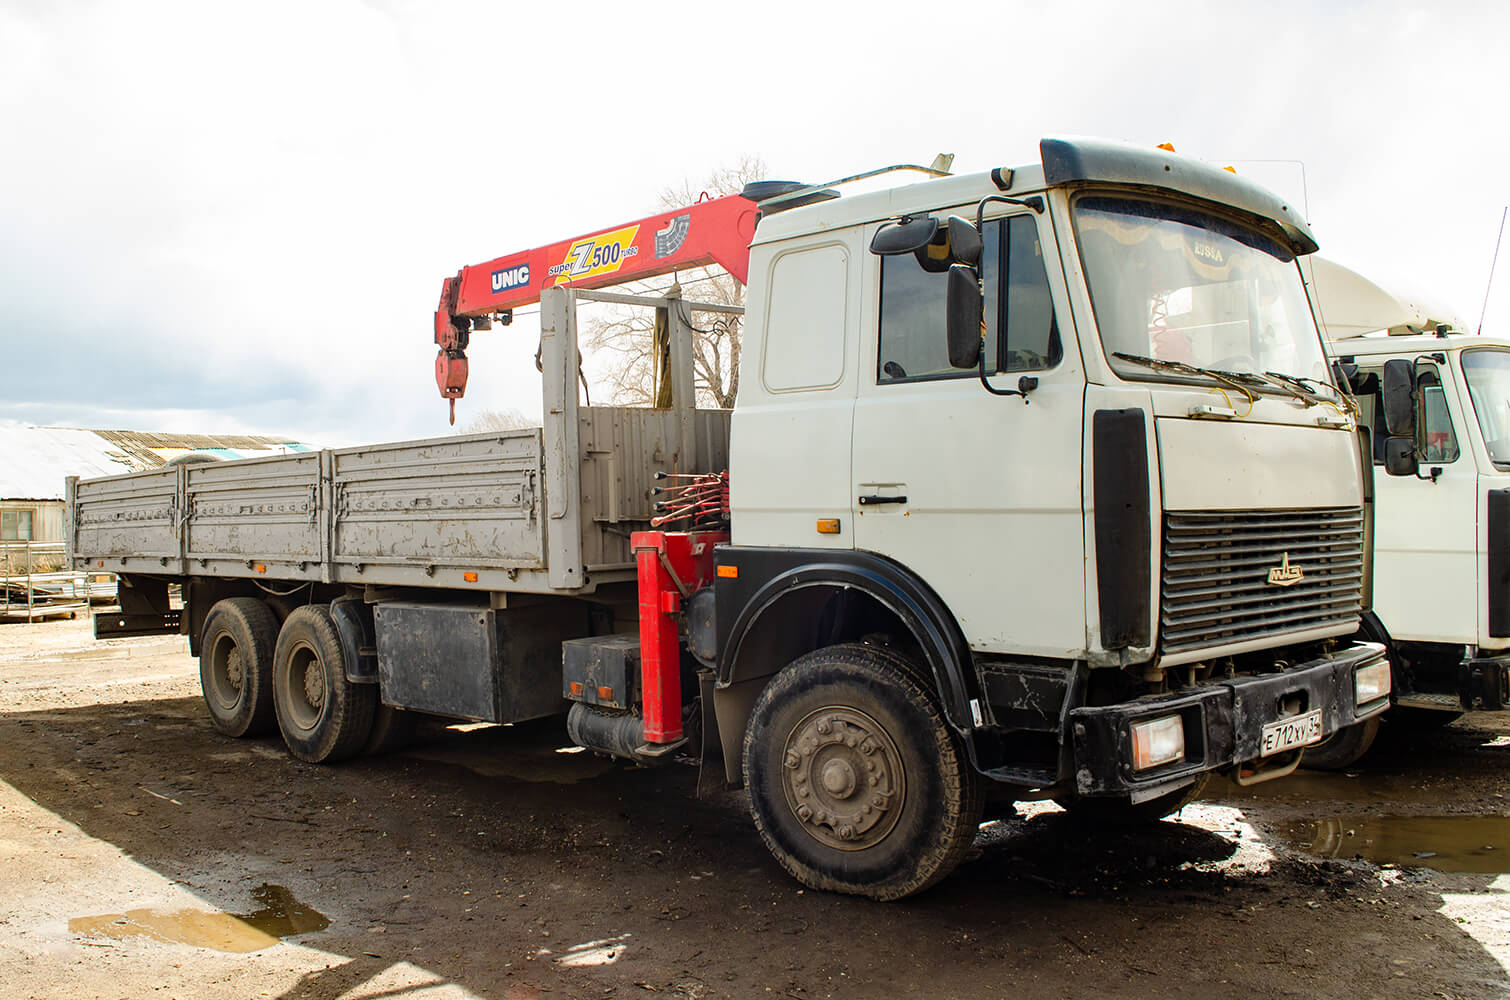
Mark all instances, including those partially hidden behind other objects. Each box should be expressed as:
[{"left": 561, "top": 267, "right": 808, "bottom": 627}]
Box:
[
  {"left": 272, "top": 605, "right": 376, "bottom": 763},
  {"left": 1301, "top": 716, "right": 1381, "bottom": 771},
  {"left": 199, "top": 597, "right": 278, "bottom": 738},
  {"left": 742, "top": 643, "right": 982, "bottom": 901}
]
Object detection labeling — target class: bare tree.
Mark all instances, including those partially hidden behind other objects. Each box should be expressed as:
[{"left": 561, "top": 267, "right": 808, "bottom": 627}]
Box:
[
  {"left": 459, "top": 408, "right": 539, "bottom": 433},
  {"left": 583, "top": 156, "right": 766, "bottom": 408}
]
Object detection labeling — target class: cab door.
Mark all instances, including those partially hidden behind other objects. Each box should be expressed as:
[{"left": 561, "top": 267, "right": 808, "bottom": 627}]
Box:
[
  {"left": 1366, "top": 359, "right": 1478, "bottom": 642},
  {"left": 850, "top": 211, "right": 1087, "bottom": 657}
]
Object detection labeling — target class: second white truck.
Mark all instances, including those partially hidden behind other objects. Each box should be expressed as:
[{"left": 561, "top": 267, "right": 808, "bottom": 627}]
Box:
[{"left": 1308, "top": 257, "right": 1510, "bottom": 766}]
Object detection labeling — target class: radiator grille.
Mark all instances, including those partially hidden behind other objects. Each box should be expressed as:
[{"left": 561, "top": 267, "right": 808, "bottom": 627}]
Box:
[{"left": 1160, "top": 507, "right": 1364, "bottom": 657}]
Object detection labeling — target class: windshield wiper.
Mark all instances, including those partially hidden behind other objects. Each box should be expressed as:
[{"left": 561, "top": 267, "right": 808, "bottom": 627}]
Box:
[
  {"left": 1264, "top": 370, "right": 1353, "bottom": 406},
  {"left": 1113, "top": 353, "right": 1327, "bottom": 406},
  {"left": 1114, "top": 353, "right": 1269, "bottom": 389}
]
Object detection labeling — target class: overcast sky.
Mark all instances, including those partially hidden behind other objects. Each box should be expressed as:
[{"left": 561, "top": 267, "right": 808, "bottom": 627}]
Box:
[{"left": 2, "top": 0, "right": 1507, "bottom": 446}]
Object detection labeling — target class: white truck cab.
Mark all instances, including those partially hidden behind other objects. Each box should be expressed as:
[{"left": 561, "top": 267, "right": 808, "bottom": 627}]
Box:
[
  {"left": 712, "top": 139, "right": 1389, "bottom": 895},
  {"left": 1318, "top": 259, "right": 1510, "bottom": 741}
]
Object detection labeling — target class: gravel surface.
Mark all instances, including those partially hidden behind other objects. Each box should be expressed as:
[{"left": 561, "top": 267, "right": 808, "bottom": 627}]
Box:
[{"left": 2, "top": 617, "right": 1507, "bottom": 999}]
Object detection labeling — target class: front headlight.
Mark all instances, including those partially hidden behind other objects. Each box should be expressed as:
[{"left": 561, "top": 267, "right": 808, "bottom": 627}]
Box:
[
  {"left": 1130, "top": 714, "right": 1185, "bottom": 770},
  {"left": 1355, "top": 661, "right": 1392, "bottom": 705}
]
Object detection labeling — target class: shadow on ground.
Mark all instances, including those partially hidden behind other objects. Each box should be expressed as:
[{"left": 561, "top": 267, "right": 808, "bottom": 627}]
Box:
[{"left": 2, "top": 694, "right": 1507, "bottom": 999}]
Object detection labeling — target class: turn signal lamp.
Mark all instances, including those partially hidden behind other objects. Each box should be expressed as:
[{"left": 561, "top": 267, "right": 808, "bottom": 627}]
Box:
[
  {"left": 1355, "top": 661, "right": 1392, "bottom": 705},
  {"left": 1130, "top": 714, "right": 1185, "bottom": 771}
]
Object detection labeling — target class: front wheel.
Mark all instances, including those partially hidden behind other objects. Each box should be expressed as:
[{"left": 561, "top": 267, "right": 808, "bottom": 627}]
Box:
[
  {"left": 1301, "top": 716, "right": 1381, "bottom": 771},
  {"left": 742, "top": 643, "right": 982, "bottom": 901}
]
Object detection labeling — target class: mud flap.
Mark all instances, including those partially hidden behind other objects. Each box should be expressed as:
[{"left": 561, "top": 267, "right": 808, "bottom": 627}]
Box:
[{"left": 696, "top": 668, "right": 727, "bottom": 798}]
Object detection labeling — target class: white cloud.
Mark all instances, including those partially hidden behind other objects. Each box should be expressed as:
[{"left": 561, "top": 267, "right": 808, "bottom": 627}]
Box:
[{"left": 1, "top": 0, "right": 1507, "bottom": 443}]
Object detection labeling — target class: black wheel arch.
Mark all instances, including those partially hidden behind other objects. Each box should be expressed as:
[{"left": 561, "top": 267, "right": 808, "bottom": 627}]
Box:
[{"left": 711, "top": 548, "right": 982, "bottom": 783}]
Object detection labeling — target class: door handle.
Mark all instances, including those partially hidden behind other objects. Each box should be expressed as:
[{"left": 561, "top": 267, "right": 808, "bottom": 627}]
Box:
[{"left": 858, "top": 495, "right": 907, "bottom": 506}]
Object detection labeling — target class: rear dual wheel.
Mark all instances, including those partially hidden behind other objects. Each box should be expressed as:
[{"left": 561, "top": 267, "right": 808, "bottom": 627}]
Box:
[
  {"left": 199, "top": 597, "right": 279, "bottom": 738},
  {"left": 272, "top": 605, "right": 376, "bottom": 763},
  {"left": 743, "top": 643, "right": 983, "bottom": 901}
]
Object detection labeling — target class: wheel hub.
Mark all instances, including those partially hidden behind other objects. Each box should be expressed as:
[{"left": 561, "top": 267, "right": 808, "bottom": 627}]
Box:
[
  {"left": 224, "top": 649, "right": 244, "bottom": 691},
  {"left": 781, "top": 706, "right": 905, "bottom": 851},
  {"left": 302, "top": 663, "right": 326, "bottom": 711}
]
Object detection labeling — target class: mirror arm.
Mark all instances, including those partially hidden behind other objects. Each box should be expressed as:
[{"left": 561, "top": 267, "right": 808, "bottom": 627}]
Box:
[
  {"left": 976, "top": 339, "right": 1036, "bottom": 402},
  {"left": 975, "top": 195, "right": 1044, "bottom": 230},
  {"left": 1415, "top": 465, "right": 1443, "bottom": 484}
]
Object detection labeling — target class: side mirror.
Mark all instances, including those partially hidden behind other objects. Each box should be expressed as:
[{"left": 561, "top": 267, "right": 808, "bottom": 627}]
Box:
[
  {"left": 946, "top": 216, "right": 982, "bottom": 266},
  {"left": 946, "top": 264, "right": 983, "bottom": 369},
  {"left": 1382, "top": 358, "right": 1417, "bottom": 437},
  {"left": 1332, "top": 361, "right": 1357, "bottom": 394},
  {"left": 870, "top": 216, "right": 939, "bottom": 256},
  {"left": 1383, "top": 436, "right": 1419, "bottom": 477}
]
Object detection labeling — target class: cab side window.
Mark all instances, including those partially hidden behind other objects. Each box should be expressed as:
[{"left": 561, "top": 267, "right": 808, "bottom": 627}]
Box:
[
  {"left": 877, "top": 216, "right": 1060, "bottom": 383},
  {"left": 1419, "top": 369, "right": 1460, "bottom": 463}
]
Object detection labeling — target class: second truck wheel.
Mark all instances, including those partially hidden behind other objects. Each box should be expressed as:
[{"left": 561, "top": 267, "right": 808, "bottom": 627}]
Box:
[
  {"left": 742, "top": 643, "right": 983, "bottom": 901},
  {"left": 272, "top": 605, "right": 376, "bottom": 763}
]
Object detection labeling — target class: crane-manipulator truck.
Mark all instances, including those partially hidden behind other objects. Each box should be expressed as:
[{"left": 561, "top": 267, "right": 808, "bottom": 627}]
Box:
[{"left": 69, "top": 137, "right": 1390, "bottom": 899}]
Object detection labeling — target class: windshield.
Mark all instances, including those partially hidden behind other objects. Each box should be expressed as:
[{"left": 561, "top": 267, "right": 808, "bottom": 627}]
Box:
[
  {"left": 1073, "top": 196, "right": 1331, "bottom": 388},
  {"left": 1462, "top": 348, "right": 1510, "bottom": 465}
]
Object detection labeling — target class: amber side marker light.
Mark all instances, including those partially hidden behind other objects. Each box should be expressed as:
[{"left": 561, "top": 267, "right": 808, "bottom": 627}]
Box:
[
  {"left": 254, "top": 564, "right": 267, "bottom": 574},
  {"left": 463, "top": 571, "right": 479, "bottom": 583},
  {"left": 816, "top": 519, "right": 841, "bottom": 535},
  {"left": 716, "top": 565, "right": 738, "bottom": 579}
]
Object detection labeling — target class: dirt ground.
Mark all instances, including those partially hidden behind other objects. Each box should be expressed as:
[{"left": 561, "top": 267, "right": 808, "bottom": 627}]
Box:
[{"left": 2, "top": 616, "right": 1508, "bottom": 1000}]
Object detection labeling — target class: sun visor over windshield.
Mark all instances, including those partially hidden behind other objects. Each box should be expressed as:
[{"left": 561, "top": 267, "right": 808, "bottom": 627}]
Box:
[{"left": 1040, "top": 137, "right": 1319, "bottom": 258}]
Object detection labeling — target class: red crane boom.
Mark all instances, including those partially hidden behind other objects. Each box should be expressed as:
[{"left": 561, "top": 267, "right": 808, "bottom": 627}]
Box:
[{"left": 433, "top": 193, "right": 758, "bottom": 422}]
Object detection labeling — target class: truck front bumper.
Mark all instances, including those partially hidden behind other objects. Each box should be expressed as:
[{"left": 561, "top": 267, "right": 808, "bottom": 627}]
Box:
[
  {"left": 1465, "top": 653, "right": 1510, "bottom": 711},
  {"left": 1067, "top": 641, "right": 1388, "bottom": 798}
]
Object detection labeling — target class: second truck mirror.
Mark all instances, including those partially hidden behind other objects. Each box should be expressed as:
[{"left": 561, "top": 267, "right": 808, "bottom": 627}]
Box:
[
  {"left": 946, "top": 264, "right": 983, "bottom": 369},
  {"left": 1382, "top": 358, "right": 1417, "bottom": 437},
  {"left": 1383, "top": 436, "right": 1419, "bottom": 477}
]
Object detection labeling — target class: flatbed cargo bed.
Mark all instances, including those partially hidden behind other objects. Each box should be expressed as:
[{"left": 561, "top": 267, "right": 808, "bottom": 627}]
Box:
[{"left": 68, "top": 407, "right": 730, "bottom": 595}]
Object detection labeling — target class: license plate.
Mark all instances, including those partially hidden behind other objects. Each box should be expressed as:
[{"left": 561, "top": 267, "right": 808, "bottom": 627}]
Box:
[{"left": 1261, "top": 709, "right": 1323, "bottom": 755}]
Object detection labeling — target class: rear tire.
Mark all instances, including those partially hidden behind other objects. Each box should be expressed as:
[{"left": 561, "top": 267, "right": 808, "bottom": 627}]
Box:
[
  {"left": 742, "top": 642, "right": 983, "bottom": 900},
  {"left": 1055, "top": 774, "right": 1210, "bottom": 825},
  {"left": 199, "top": 597, "right": 278, "bottom": 738},
  {"left": 1301, "top": 716, "right": 1381, "bottom": 770},
  {"left": 272, "top": 605, "right": 376, "bottom": 763},
  {"left": 363, "top": 704, "right": 417, "bottom": 756}
]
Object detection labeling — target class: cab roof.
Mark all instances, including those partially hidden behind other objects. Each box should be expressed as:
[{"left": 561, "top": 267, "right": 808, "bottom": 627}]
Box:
[{"left": 751, "top": 136, "right": 1318, "bottom": 255}]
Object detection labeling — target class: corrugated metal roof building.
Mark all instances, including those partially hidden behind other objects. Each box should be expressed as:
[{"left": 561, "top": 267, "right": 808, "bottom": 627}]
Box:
[{"left": 0, "top": 425, "right": 313, "bottom": 546}]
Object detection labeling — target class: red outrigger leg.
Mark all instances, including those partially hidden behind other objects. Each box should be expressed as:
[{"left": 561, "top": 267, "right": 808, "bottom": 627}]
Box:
[{"left": 632, "top": 529, "right": 726, "bottom": 744}]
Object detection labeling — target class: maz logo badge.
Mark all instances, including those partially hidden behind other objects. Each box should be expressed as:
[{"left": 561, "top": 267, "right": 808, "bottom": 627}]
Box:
[{"left": 1266, "top": 552, "right": 1304, "bottom": 587}]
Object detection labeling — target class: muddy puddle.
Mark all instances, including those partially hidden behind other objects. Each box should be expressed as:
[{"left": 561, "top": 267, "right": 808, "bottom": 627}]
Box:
[
  {"left": 1283, "top": 814, "right": 1510, "bottom": 874},
  {"left": 1211, "top": 770, "right": 1412, "bottom": 803},
  {"left": 70, "top": 883, "right": 328, "bottom": 953}
]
